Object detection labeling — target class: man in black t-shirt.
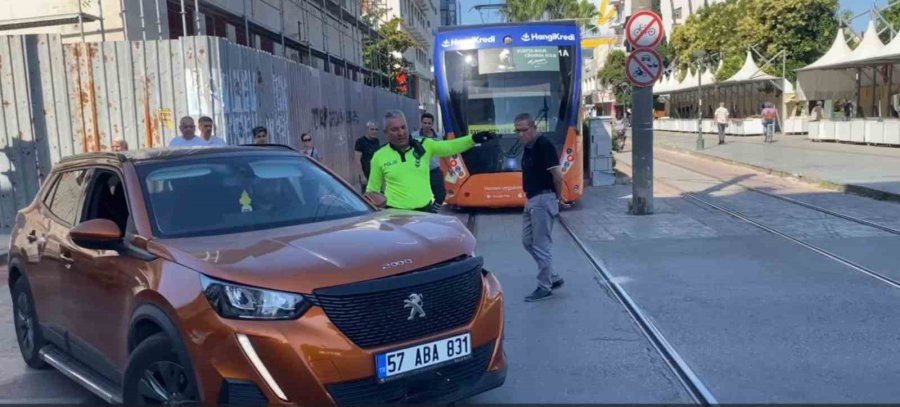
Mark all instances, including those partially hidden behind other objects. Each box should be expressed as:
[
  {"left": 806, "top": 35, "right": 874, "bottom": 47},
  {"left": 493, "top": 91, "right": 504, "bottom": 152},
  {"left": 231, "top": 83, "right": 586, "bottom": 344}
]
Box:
[
  {"left": 354, "top": 121, "right": 382, "bottom": 193},
  {"left": 515, "top": 112, "right": 568, "bottom": 302}
]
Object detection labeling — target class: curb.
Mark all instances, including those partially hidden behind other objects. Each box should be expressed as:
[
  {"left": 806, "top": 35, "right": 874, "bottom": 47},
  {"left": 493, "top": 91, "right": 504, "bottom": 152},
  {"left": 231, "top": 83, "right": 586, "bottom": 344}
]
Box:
[{"left": 655, "top": 143, "right": 900, "bottom": 204}]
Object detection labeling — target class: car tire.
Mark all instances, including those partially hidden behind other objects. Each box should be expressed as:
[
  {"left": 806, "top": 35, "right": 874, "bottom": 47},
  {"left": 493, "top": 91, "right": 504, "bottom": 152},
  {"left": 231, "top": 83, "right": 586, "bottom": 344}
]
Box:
[
  {"left": 12, "top": 277, "right": 49, "bottom": 369},
  {"left": 122, "top": 333, "right": 200, "bottom": 405}
]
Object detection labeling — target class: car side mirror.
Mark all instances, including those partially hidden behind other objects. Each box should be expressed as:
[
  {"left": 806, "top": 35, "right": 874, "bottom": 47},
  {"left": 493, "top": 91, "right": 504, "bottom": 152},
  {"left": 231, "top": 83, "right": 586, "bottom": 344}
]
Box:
[
  {"left": 363, "top": 192, "right": 386, "bottom": 209},
  {"left": 69, "top": 219, "right": 123, "bottom": 250}
]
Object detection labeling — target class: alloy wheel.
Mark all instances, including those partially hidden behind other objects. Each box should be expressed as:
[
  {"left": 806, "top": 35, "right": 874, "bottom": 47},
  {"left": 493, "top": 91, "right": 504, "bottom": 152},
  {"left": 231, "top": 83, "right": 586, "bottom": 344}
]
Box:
[
  {"left": 137, "top": 361, "right": 198, "bottom": 405},
  {"left": 15, "top": 292, "right": 34, "bottom": 356}
]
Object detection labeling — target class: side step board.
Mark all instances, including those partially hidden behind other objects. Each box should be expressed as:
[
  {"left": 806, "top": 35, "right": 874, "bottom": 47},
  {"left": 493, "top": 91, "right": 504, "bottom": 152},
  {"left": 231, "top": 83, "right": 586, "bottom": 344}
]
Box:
[{"left": 39, "top": 345, "right": 123, "bottom": 404}]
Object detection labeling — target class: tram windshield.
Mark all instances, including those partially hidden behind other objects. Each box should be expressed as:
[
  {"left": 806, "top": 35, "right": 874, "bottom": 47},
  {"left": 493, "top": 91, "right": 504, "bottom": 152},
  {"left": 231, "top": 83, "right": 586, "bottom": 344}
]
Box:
[{"left": 442, "top": 45, "right": 575, "bottom": 174}]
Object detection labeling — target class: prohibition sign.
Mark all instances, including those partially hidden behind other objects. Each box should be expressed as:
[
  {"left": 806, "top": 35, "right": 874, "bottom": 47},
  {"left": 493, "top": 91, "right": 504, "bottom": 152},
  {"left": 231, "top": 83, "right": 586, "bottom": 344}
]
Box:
[
  {"left": 625, "top": 49, "right": 663, "bottom": 87},
  {"left": 626, "top": 10, "right": 664, "bottom": 49}
]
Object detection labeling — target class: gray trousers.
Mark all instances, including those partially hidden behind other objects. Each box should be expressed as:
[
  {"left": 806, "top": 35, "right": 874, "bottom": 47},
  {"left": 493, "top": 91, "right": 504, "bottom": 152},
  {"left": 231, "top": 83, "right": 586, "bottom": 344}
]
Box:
[{"left": 522, "top": 193, "right": 561, "bottom": 290}]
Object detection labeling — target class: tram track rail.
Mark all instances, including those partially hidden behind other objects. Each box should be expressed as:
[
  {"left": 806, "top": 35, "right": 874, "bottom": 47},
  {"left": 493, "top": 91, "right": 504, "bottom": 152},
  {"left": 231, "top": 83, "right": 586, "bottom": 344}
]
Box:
[
  {"left": 653, "top": 153, "right": 900, "bottom": 236},
  {"left": 465, "top": 209, "right": 718, "bottom": 405},
  {"left": 617, "top": 159, "right": 900, "bottom": 291}
]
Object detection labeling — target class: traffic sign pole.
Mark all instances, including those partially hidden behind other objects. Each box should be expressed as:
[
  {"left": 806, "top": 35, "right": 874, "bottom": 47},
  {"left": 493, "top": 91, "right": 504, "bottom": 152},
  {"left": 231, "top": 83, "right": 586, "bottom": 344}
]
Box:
[{"left": 625, "top": 1, "right": 661, "bottom": 216}]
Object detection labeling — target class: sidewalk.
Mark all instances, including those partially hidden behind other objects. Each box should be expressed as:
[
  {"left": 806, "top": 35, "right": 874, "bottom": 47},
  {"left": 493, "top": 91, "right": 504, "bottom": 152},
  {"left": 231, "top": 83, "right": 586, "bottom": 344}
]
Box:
[{"left": 651, "top": 131, "right": 900, "bottom": 202}]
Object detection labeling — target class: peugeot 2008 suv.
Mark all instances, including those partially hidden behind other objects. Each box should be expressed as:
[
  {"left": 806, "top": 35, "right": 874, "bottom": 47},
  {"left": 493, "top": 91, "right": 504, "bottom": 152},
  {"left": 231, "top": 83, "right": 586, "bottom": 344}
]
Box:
[{"left": 8, "top": 145, "right": 506, "bottom": 404}]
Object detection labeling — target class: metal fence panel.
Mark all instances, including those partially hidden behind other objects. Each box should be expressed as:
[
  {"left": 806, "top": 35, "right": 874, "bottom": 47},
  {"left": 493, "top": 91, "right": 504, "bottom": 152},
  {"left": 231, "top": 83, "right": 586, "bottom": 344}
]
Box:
[{"left": 0, "top": 34, "right": 421, "bottom": 233}]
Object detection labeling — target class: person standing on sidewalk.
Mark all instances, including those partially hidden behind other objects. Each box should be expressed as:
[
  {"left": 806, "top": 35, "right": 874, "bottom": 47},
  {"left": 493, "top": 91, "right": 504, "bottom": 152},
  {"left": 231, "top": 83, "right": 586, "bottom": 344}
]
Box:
[
  {"left": 354, "top": 121, "right": 382, "bottom": 193},
  {"left": 715, "top": 102, "right": 730, "bottom": 145},
  {"left": 761, "top": 102, "right": 778, "bottom": 143},
  {"left": 515, "top": 112, "right": 567, "bottom": 302},
  {"left": 411, "top": 113, "right": 446, "bottom": 207}
]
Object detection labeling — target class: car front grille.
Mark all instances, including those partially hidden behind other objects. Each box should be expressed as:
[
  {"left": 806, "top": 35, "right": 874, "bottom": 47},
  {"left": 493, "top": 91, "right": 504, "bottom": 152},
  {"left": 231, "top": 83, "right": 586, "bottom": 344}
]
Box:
[
  {"left": 312, "top": 256, "right": 484, "bottom": 349},
  {"left": 325, "top": 340, "right": 495, "bottom": 404}
]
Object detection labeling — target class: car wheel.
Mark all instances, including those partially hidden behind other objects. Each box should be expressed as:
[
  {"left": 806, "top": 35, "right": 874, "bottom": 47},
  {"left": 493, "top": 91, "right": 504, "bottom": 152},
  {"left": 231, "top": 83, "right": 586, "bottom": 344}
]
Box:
[
  {"left": 122, "top": 333, "right": 200, "bottom": 405},
  {"left": 12, "top": 277, "right": 48, "bottom": 369}
]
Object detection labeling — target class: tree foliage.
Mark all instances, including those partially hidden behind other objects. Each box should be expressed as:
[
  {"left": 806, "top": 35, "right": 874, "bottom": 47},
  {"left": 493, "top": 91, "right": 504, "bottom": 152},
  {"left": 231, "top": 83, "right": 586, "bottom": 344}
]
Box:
[
  {"left": 362, "top": 17, "right": 419, "bottom": 93},
  {"left": 597, "top": 50, "right": 631, "bottom": 106},
  {"left": 669, "top": 0, "right": 839, "bottom": 82},
  {"left": 502, "top": 0, "right": 598, "bottom": 27},
  {"left": 878, "top": 6, "right": 900, "bottom": 44}
]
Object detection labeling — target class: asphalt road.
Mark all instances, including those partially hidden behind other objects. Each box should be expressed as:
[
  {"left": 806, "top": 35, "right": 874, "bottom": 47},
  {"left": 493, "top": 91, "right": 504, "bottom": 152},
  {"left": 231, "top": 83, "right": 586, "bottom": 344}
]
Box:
[
  {"left": 0, "top": 216, "right": 694, "bottom": 405},
  {"left": 3, "top": 145, "right": 899, "bottom": 403},
  {"left": 0, "top": 264, "right": 102, "bottom": 404}
]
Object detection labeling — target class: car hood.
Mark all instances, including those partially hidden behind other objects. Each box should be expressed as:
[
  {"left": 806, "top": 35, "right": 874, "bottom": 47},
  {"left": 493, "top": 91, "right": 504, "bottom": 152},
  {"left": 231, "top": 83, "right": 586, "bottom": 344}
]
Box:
[{"left": 150, "top": 211, "right": 476, "bottom": 294}]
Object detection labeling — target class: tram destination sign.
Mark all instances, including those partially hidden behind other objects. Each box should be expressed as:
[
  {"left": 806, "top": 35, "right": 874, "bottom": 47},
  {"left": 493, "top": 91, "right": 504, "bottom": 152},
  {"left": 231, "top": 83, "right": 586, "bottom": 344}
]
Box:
[{"left": 478, "top": 46, "right": 562, "bottom": 74}]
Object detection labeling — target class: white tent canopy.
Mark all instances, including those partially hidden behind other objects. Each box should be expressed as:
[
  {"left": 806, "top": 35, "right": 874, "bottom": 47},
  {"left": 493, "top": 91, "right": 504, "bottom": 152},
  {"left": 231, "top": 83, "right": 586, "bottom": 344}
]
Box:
[
  {"left": 795, "top": 22, "right": 896, "bottom": 101},
  {"left": 796, "top": 27, "right": 858, "bottom": 100},
  {"left": 826, "top": 20, "right": 885, "bottom": 69},
  {"left": 798, "top": 27, "right": 853, "bottom": 70},
  {"left": 724, "top": 51, "right": 778, "bottom": 83}
]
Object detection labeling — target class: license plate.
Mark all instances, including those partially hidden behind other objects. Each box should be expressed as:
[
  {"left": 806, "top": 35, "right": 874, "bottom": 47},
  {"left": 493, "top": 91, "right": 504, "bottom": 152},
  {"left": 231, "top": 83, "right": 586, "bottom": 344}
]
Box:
[{"left": 375, "top": 333, "right": 471, "bottom": 381}]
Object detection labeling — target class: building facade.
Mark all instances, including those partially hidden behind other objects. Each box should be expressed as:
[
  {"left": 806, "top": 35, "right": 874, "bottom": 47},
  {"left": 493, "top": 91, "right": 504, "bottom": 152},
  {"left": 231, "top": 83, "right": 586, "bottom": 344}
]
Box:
[
  {"left": 660, "top": 0, "right": 725, "bottom": 38},
  {"left": 377, "top": 0, "right": 439, "bottom": 118},
  {"left": 439, "top": 0, "right": 459, "bottom": 27},
  {"left": 0, "top": 0, "right": 381, "bottom": 83}
]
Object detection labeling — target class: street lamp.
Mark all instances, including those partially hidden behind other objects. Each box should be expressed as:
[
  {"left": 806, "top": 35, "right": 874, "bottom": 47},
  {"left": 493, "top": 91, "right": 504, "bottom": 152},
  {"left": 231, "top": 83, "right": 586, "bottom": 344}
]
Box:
[{"left": 693, "top": 49, "right": 707, "bottom": 150}]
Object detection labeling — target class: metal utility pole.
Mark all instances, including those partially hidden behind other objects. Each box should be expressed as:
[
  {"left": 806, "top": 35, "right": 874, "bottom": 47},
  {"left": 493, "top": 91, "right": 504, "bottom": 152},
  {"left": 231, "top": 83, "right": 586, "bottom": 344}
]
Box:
[
  {"left": 180, "top": 0, "right": 188, "bottom": 36},
  {"left": 195, "top": 0, "right": 202, "bottom": 35},
  {"left": 694, "top": 50, "right": 706, "bottom": 150},
  {"left": 630, "top": 0, "right": 654, "bottom": 215}
]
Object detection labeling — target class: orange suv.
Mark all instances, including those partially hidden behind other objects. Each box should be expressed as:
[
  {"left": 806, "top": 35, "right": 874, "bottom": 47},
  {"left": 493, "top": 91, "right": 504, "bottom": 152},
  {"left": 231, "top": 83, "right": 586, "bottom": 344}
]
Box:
[{"left": 8, "top": 145, "right": 506, "bottom": 404}]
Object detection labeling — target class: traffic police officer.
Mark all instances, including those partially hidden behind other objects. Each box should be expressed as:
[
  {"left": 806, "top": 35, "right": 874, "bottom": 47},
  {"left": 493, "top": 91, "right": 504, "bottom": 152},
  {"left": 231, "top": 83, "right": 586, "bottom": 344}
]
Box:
[{"left": 366, "top": 110, "right": 495, "bottom": 212}]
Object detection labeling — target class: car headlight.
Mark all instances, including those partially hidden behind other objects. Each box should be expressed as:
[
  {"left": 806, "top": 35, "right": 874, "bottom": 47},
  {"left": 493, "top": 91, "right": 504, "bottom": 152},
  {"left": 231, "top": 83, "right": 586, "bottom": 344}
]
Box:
[{"left": 200, "top": 275, "right": 310, "bottom": 320}]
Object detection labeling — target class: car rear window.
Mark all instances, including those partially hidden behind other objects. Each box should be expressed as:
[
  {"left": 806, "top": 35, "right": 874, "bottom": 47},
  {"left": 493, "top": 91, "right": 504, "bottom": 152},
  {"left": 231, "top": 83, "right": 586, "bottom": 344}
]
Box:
[{"left": 135, "top": 154, "right": 372, "bottom": 238}]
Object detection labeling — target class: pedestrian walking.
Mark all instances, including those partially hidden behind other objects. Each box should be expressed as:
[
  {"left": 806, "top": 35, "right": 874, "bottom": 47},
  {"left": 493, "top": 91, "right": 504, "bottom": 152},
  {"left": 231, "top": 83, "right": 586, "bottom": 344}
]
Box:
[
  {"left": 514, "top": 113, "right": 567, "bottom": 302},
  {"left": 715, "top": 102, "right": 730, "bottom": 145},
  {"left": 761, "top": 102, "right": 778, "bottom": 143},
  {"left": 169, "top": 116, "right": 207, "bottom": 147},
  {"left": 355, "top": 121, "right": 382, "bottom": 193},
  {"left": 251, "top": 126, "right": 269, "bottom": 144},
  {"left": 299, "top": 133, "right": 321, "bottom": 161},
  {"left": 197, "top": 116, "right": 226, "bottom": 145},
  {"left": 810, "top": 101, "right": 824, "bottom": 122},
  {"left": 111, "top": 137, "right": 128, "bottom": 151},
  {"left": 366, "top": 110, "right": 495, "bottom": 213},
  {"left": 411, "top": 112, "right": 446, "bottom": 206}
]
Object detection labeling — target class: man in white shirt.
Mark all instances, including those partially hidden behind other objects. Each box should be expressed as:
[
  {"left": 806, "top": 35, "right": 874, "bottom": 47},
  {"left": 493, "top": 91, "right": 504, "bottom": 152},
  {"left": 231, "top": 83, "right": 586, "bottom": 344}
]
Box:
[
  {"left": 714, "top": 102, "right": 730, "bottom": 145},
  {"left": 169, "top": 116, "right": 207, "bottom": 147},
  {"left": 198, "top": 116, "right": 226, "bottom": 145}
]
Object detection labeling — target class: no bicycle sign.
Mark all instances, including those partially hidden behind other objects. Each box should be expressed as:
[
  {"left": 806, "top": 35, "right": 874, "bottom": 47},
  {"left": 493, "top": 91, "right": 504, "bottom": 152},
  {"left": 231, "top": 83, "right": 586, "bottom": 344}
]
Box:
[{"left": 626, "top": 10, "right": 664, "bottom": 49}]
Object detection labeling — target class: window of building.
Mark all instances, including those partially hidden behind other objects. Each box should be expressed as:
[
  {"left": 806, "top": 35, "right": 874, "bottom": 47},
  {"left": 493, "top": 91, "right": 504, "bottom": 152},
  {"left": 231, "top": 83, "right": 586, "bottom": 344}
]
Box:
[{"left": 674, "top": 7, "right": 682, "bottom": 20}]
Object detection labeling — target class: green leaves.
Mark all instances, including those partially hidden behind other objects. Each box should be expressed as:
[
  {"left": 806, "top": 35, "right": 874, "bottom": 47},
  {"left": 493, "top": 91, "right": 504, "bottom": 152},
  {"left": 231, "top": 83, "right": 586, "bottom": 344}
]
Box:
[
  {"left": 362, "top": 17, "right": 420, "bottom": 94},
  {"left": 501, "top": 0, "right": 598, "bottom": 27},
  {"left": 597, "top": 50, "right": 631, "bottom": 106},
  {"left": 669, "top": 0, "right": 839, "bottom": 82}
]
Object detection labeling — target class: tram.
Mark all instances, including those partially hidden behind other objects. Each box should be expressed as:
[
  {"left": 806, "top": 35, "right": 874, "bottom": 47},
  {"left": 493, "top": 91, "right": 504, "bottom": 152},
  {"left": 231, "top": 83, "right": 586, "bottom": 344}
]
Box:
[{"left": 434, "top": 20, "right": 584, "bottom": 208}]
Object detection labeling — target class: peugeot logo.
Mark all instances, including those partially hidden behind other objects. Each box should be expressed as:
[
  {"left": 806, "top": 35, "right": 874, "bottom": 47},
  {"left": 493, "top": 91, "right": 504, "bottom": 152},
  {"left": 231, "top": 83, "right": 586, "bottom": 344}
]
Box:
[
  {"left": 383, "top": 258, "right": 413, "bottom": 270},
  {"left": 404, "top": 293, "right": 426, "bottom": 320}
]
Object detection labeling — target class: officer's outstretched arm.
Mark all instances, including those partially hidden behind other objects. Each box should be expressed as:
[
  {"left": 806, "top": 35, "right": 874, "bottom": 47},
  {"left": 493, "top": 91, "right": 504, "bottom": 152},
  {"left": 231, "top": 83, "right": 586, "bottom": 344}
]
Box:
[
  {"left": 427, "top": 131, "right": 497, "bottom": 157},
  {"left": 426, "top": 135, "right": 474, "bottom": 157}
]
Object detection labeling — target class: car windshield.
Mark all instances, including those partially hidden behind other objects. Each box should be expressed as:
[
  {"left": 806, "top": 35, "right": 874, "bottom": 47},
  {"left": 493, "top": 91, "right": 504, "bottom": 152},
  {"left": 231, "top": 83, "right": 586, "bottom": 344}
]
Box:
[{"left": 135, "top": 154, "right": 372, "bottom": 238}]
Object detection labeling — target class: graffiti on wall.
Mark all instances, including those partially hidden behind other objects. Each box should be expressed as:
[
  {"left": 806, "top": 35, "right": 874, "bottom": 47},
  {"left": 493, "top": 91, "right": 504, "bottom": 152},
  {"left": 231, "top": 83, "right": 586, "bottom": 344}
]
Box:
[
  {"left": 310, "top": 108, "right": 360, "bottom": 130},
  {"left": 221, "top": 69, "right": 258, "bottom": 144}
]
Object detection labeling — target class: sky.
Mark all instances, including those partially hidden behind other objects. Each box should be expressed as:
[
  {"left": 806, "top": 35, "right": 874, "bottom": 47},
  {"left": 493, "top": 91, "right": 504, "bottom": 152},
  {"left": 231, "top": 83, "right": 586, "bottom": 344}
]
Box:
[{"left": 458, "top": 0, "right": 890, "bottom": 34}]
